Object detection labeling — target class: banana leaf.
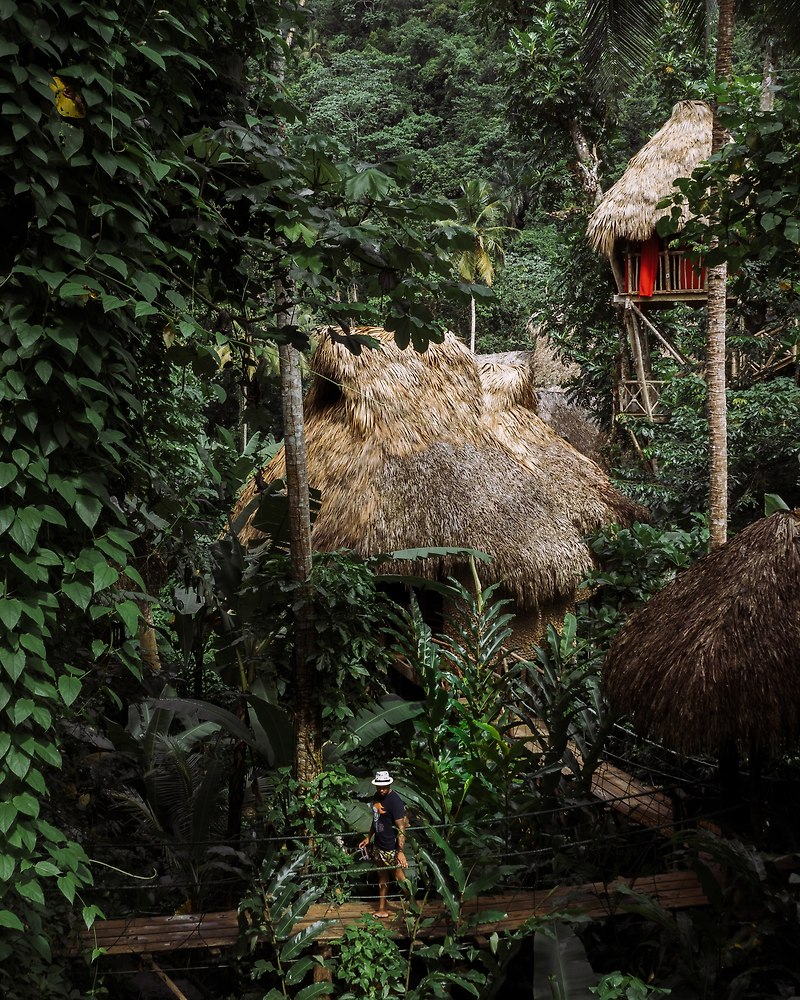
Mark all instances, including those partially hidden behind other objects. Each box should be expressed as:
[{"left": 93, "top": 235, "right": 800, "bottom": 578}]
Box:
[{"left": 532, "top": 922, "right": 598, "bottom": 1000}]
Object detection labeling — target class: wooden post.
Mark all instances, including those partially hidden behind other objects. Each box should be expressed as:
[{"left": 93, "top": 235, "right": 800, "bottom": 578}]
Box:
[{"left": 624, "top": 305, "right": 654, "bottom": 421}]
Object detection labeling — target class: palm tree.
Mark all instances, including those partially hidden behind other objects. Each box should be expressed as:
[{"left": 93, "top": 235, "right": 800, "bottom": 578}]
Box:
[
  {"left": 453, "top": 179, "right": 514, "bottom": 352},
  {"left": 582, "top": 0, "right": 743, "bottom": 549},
  {"left": 706, "top": 0, "right": 735, "bottom": 549}
]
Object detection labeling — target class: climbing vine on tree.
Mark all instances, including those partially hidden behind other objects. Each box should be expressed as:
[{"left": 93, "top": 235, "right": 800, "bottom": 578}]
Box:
[{"left": 0, "top": 0, "right": 468, "bottom": 982}]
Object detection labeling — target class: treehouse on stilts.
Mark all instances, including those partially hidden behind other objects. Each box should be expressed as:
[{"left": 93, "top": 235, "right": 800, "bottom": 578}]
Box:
[{"left": 587, "top": 100, "right": 714, "bottom": 422}]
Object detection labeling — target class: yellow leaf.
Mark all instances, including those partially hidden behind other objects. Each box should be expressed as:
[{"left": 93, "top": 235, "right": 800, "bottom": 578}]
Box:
[{"left": 50, "top": 76, "right": 87, "bottom": 119}]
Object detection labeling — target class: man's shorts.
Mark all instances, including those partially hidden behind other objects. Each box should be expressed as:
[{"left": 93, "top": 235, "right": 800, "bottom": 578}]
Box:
[{"left": 374, "top": 848, "right": 399, "bottom": 868}]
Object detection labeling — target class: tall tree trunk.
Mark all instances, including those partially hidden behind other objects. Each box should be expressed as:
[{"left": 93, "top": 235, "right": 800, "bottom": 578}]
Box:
[
  {"left": 760, "top": 38, "right": 776, "bottom": 112},
  {"left": 568, "top": 118, "right": 603, "bottom": 206},
  {"left": 707, "top": 0, "right": 735, "bottom": 550},
  {"left": 276, "top": 283, "right": 320, "bottom": 784},
  {"left": 469, "top": 295, "right": 476, "bottom": 352}
]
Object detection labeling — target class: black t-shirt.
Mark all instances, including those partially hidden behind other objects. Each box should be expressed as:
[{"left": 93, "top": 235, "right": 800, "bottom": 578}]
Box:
[{"left": 372, "top": 790, "right": 405, "bottom": 850}]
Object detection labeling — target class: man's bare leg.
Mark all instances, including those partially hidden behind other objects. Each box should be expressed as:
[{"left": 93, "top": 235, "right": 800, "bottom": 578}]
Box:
[{"left": 374, "top": 867, "right": 390, "bottom": 917}]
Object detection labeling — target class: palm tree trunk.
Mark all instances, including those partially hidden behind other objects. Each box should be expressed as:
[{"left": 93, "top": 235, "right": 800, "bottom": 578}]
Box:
[
  {"left": 469, "top": 295, "right": 476, "bottom": 352},
  {"left": 707, "top": 0, "right": 735, "bottom": 550}
]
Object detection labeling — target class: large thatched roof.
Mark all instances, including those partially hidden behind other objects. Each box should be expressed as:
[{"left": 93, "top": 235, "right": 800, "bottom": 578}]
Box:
[
  {"left": 604, "top": 510, "right": 800, "bottom": 755},
  {"left": 587, "top": 100, "right": 712, "bottom": 257},
  {"left": 234, "top": 328, "right": 644, "bottom": 613},
  {"left": 478, "top": 352, "right": 606, "bottom": 463}
]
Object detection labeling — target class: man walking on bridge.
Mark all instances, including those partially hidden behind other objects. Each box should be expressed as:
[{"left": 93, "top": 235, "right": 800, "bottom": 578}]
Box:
[{"left": 359, "top": 769, "right": 408, "bottom": 918}]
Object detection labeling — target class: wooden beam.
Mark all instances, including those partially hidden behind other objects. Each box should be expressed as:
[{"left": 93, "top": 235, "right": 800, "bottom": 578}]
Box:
[
  {"left": 69, "top": 870, "right": 709, "bottom": 956},
  {"left": 627, "top": 301, "right": 692, "bottom": 367},
  {"left": 147, "top": 958, "right": 192, "bottom": 1000}
]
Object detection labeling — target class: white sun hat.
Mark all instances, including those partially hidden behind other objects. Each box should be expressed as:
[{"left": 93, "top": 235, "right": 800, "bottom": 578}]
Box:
[{"left": 371, "top": 770, "right": 394, "bottom": 786}]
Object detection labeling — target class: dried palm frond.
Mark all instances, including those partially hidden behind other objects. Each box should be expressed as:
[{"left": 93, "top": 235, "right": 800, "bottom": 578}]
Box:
[
  {"left": 604, "top": 510, "right": 800, "bottom": 755},
  {"left": 587, "top": 100, "right": 713, "bottom": 257},
  {"left": 233, "top": 328, "right": 644, "bottom": 615}
]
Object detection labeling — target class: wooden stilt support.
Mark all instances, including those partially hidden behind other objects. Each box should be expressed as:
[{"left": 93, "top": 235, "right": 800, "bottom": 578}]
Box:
[
  {"left": 147, "top": 958, "right": 192, "bottom": 1000},
  {"left": 628, "top": 301, "right": 693, "bottom": 367},
  {"left": 624, "top": 305, "right": 654, "bottom": 421}
]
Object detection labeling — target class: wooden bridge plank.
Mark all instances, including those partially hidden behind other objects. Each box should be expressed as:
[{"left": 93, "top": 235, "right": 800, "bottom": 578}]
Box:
[{"left": 71, "top": 871, "right": 708, "bottom": 955}]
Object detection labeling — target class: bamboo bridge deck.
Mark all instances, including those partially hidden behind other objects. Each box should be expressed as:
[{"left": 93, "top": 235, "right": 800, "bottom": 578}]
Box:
[
  {"left": 68, "top": 796, "right": 696, "bottom": 959},
  {"left": 69, "top": 725, "right": 716, "bottom": 959},
  {"left": 71, "top": 869, "right": 709, "bottom": 956}
]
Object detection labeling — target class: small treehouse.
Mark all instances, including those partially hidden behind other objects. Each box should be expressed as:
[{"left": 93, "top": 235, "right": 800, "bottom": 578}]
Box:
[{"left": 587, "top": 100, "right": 713, "bottom": 421}]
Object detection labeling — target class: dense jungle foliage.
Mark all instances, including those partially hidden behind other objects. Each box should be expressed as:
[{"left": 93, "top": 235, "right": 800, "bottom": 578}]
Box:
[{"left": 1, "top": 0, "right": 799, "bottom": 998}]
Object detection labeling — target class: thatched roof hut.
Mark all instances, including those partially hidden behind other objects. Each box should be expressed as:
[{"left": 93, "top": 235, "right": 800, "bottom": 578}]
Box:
[
  {"left": 587, "top": 100, "right": 712, "bottom": 258},
  {"left": 604, "top": 510, "right": 800, "bottom": 755},
  {"left": 234, "top": 328, "right": 644, "bottom": 635},
  {"left": 478, "top": 352, "right": 606, "bottom": 463}
]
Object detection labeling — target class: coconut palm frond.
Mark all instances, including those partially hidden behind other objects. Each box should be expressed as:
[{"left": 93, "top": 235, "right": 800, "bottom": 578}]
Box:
[
  {"left": 676, "top": 0, "right": 713, "bottom": 51},
  {"left": 583, "top": 0, "right": 666, "bottom": 90},
  {"left": 112, "top": 787, "right": 166, "bottom": 835}
]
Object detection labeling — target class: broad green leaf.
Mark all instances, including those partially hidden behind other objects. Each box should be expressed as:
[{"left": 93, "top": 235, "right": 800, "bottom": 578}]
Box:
[
  {"left": 12, "top": 793, "right": 39, "bottom": 818},
  {"left": 61, "top": 125, "right": 84, "bottom": 161},
  {"left": 296, "top": 983, "right": 341, "bottom": 1000},
  {"left": 0, "top": 506, "right": 14, "bottom": 533},
  {"left": 765, "top": 493, "right": 790, "bottom": 515},
  {"left": 0, "top": 647, "right": 25, "bottom": 682},
  {"left": 136, "top": 44, "right": 166, "bottom": 69},
  {"left": 53, "top": 231, "right": 82, "bottom": 252},
  {"left": 34, "top": 861, "right": 60, "bottom": 877},
  {"left": 0, "top": 911, "right": 23, "bottom": 932},
  {"left": 8, "top": 508, "right": 42, "bottom": 554},
  {"left": 0, "top": 801, "right": 17, "bottom": 834},
  {"left": 82, "top": 904, "right": 104, "bottom": 929},
  {"left": 10, "top": 699, "right": 35, "bottom": 726},
  {"left": 96, "top": 253, "right": 128, "bottom": 277},
  {"left": 57, "top": 873, "right": 76, "bottom": 904},
  {"left": 279, "top": 920, "right": 332, "bottom": 963},
  {"left": 0, "top": 464, "right": 16, "bottom": 488},
  {"left": 58, "top": 675, "right": 82, "bottom": 708},
  {"left": 335, "top": 697, "right": 422, "bottom": 754},
  {"left": 93, "top": 561, "right": 119, "bottom": 592},
  {"left": 532, "top": 923, "right": 598, "bottom": 1000},
  {"left": 5, "top": 748, "right": 31, "bottom": 780},
  {"left": 0, "top": 598, "right": 22, "bottom": 630},
  {"left": 284, "top": 955, "right": 315, "bottom": 986},
  {"left": 33, "top": 740, "right": 61, "bottom": 767},
  {"left": 0, "top": 855, "right": 16, "bottom": 881},
  {"left": 19, "top": 632, "right": 47, "bottom": 660},
  {"left": 74, "top": 494, "right": 102, "bottom": 530},
  {"left": 134, "top": 300, "right": 158, "bottom": 318},
  {"left": 62, "top": 580, "right": 92, "bottom": 610},
  {"left": 24, "top": 768, "right": 46, "bottom": 795},
  {"left": 116, "top": 600, "right": 140, "bottom": 636},
  {"left": 17, "top": 879, "right": 45, "bottom": 906}
]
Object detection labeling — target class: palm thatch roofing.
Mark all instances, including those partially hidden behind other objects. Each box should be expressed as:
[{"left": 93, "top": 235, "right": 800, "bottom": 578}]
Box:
[
  {"left": 233, "top": 328, "right": 645, "bottom": 613},
  {"left": 587, "top": 100, "right": 713, "bottom": 257},
  {"left": 604, "top": 510, "right": 800, "bottom": 755},
  {"left": 478, "top": 352, "right": 606, "bottom": 462}
]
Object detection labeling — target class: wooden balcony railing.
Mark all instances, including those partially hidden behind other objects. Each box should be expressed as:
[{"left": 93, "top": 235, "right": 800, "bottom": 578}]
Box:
[{"left": 624, "top": 250, "right": 706, "bottom": 296}]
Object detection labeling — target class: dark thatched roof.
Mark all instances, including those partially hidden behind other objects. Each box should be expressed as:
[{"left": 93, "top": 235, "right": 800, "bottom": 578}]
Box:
[
  {"left": 604, "top": 510, "right": 800, "bottom": 755},
  {"left": 587, "top": 100, "right": 712, "bottom": 257},
  {"left": 233, "top": 328, "right": 645, "bottom": 615}
]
